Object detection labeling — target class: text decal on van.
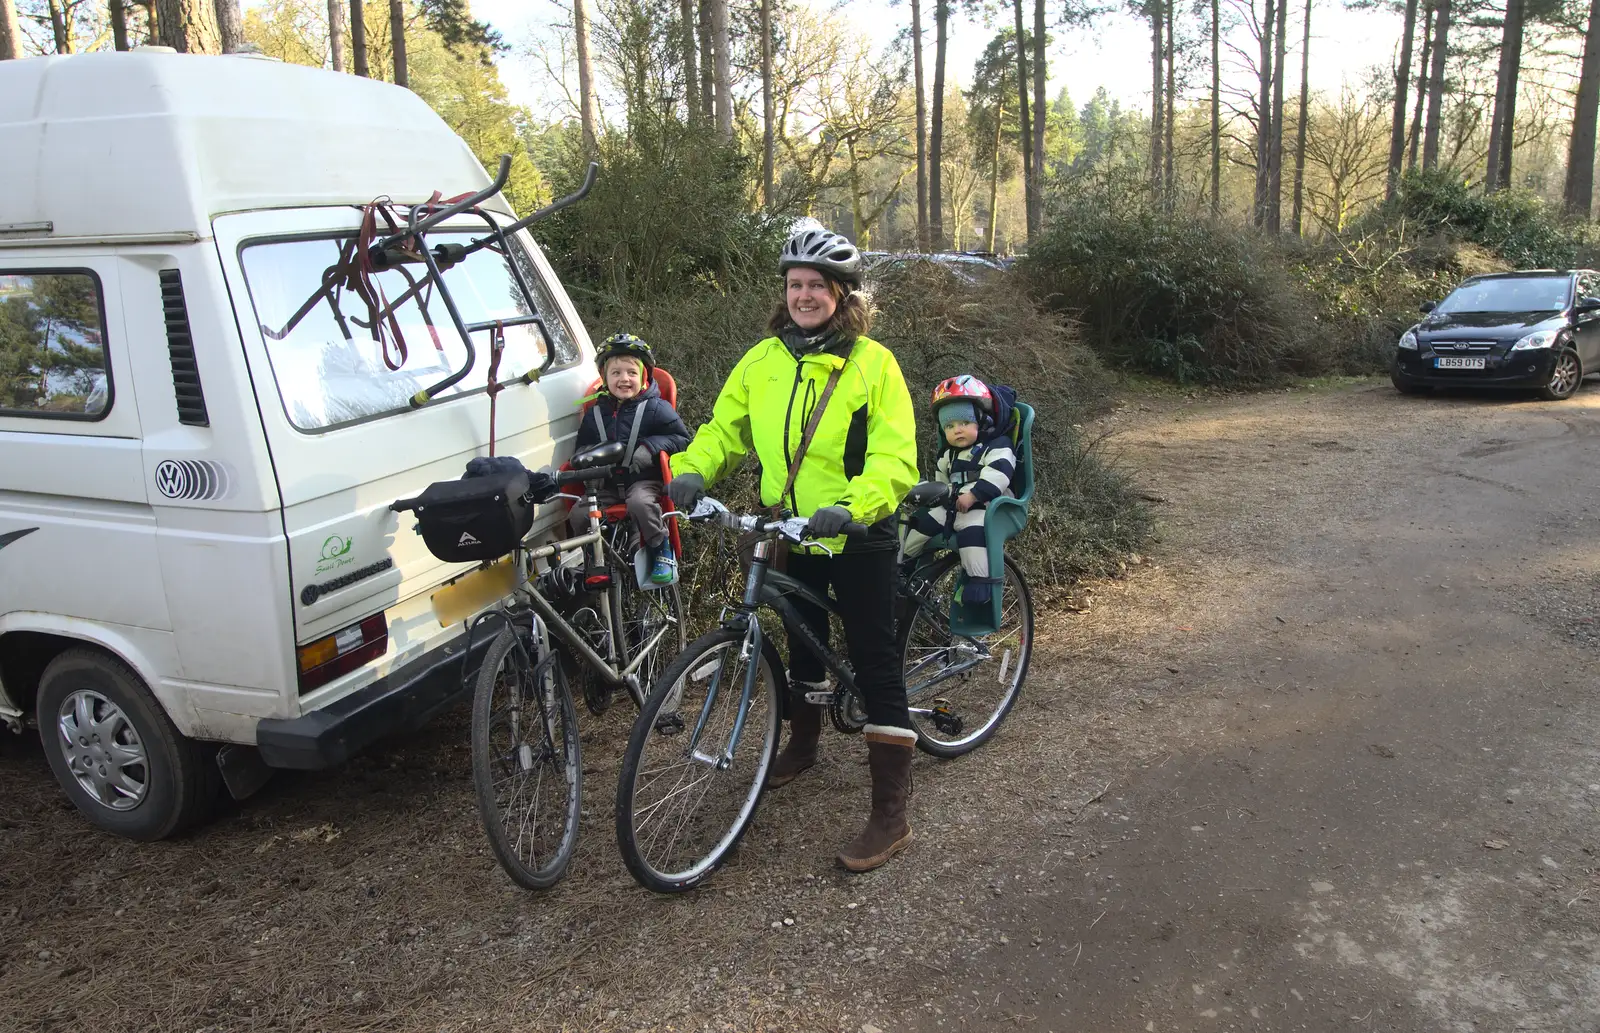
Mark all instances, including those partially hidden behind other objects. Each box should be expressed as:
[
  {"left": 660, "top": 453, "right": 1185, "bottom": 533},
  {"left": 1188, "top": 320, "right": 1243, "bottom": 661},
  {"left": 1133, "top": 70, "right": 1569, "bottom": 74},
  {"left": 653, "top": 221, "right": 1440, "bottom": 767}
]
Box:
[{"left": 317, "top": 535, "right": 355, "bottom": 575}]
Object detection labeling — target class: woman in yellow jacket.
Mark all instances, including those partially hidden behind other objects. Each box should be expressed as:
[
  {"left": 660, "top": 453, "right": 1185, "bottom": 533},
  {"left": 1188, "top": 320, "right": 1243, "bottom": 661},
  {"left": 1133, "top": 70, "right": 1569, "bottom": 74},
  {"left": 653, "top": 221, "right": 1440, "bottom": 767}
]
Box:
[{"left": 667, "top": 228, "right": 919, "bottom": 873}]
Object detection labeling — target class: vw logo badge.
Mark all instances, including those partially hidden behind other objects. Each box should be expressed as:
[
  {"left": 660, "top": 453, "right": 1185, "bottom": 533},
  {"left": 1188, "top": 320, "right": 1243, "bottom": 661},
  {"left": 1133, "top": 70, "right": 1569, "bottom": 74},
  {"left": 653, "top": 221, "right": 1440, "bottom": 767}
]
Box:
[{"left": 154, "top": 459, "right": 231, "bottom": 501}]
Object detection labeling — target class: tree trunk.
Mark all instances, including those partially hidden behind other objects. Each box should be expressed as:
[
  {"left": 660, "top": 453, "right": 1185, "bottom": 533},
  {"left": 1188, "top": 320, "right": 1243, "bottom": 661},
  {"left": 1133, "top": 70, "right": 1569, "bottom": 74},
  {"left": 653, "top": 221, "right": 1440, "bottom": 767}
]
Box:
[
  {"left": 710, "top": 0, "right": 732, "bottom": 139},
  {"left": 1385, "top": 0, "right": 1418, "bottom": 198},
  {"left": 389, "top": 0, "right": 407, "bottom": 86},
  {"left": 110, "top": 0, "right": 130, "bottom": 50},
  {"left": 574, "top": 0, "right": 598, "bottom": 153},
  {"left": 1150, "top": 0, "right": 1164, "bottom": 196},
  {"left": 47, "top": 0, "right": 72, "bottom": 51},
  {"left": 912, "top": 0, "right": 929, "bottom": 248},
  {"left": 1565, "top": 0, "right": 1600, "bottom": 217},
  {"left": 1030, "top": 0, "right": 1045, "bottom": 234},
  {"left": 1253, "top": 0, "right": 1275, "bottom": 227},
  {"left": 351, "top": 0, "right": 369, "bottom": 75},
  {"left": 988, "top": 105, "right": 1004, "bottom": 252},
  {"left": 1422, "top": 0, "right": 1449, "bottom": 169},
  {"left": 697, "top": 0, "right": 714, "bottom": 121},
  {"left": 1407, "top": 1, "right": 1433, "bottom": 171},
  {"left": 1164, "top": 0, "right": 1175, "bottom": 200},
  {"left": 143, "top": 0, "right": 157, "bottom": 44},
  {"left": 1292, "top": 0, "right": 1311, "bottom": 234},
  {"left": 215, "top": 0, "right": 244, "bottom": 52},
  {"left": 0, "top": 0, "right": 19, "bottom": 59},
  {"left": 1485, "top": 0, "right": 1523, "bottom": 191},
  {"left": 1211, "top": 0, "right": 1220, "bottom": 215},
  {"left": 1267, "top": 0, "right": 1286, "bottom": 231},
  {"left": 157, "top": 0, "right": 220, "bottom": 53},
  {"left": 931, "top": 0, "right": 948, "bottom": 248},
  {"left": 327, "top": 0, "right": 346, "bottom": 70},
  {"left": 760, "top": 0, "right": 774, "bottom": 203},
  {"left": 1013, "top": 0, "right": 1033, "bottom": 235},
  {"left": 680, "top": 0, "right": 698, "bottom": 124}
]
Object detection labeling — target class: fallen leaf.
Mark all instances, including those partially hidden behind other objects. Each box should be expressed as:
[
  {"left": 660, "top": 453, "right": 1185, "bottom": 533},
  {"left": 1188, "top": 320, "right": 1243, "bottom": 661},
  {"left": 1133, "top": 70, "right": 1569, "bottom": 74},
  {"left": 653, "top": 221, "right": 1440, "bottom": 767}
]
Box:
[{"left": 1484, "top": 839, "right": 1509, "bottom": 851}]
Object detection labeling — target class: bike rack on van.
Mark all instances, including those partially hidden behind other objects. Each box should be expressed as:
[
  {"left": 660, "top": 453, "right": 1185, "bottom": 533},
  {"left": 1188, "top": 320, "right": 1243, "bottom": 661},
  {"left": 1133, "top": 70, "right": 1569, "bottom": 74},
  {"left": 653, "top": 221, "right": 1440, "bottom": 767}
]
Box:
[{"left": 262, "top": 155, "right": 598, "bottom": 410}]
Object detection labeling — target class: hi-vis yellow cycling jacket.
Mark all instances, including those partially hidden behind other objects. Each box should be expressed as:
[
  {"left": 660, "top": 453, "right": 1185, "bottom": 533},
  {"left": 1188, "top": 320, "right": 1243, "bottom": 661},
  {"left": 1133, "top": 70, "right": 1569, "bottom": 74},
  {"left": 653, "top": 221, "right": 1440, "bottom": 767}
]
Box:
[{"left": 670, "top": 334, "right": 918, "bottom": 549}]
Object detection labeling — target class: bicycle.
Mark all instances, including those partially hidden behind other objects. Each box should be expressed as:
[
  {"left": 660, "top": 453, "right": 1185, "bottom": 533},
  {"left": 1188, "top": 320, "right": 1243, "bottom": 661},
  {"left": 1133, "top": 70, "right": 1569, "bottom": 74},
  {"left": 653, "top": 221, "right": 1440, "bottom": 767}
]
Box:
[
  {"left": 613, "top": 490, "right": 1033, "bottom": 893},
  {"left": 392, "top": 439, "right": 685, "bottom": 890}
]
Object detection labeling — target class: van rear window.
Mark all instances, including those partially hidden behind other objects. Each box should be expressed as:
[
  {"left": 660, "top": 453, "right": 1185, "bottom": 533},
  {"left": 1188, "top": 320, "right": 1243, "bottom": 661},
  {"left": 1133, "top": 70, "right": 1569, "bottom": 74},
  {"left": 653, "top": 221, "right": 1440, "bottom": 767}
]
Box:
[
  {"left": 0, "top": 271, "right": 111, "bottom": 420},
  {"left": 241, "top": 231, "right": 579, "bottom": 431}
]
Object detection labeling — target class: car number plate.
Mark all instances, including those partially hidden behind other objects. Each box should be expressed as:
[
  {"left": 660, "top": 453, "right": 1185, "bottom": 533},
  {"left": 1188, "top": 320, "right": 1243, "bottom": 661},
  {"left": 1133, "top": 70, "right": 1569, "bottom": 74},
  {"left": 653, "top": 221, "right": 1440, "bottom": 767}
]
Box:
[
  {"left": 1435, "top": 356, "right": 1486, "bottom": 369},
  {"left": 431, "top": 557, "right": 516, "bottom": 627}
]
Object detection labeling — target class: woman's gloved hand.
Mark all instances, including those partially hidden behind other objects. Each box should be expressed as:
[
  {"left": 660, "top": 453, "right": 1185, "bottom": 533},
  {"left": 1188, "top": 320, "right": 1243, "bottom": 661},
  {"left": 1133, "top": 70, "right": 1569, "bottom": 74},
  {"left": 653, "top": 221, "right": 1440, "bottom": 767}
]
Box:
[
  {"left": 806, "top": 506, "right": 853, "bottom": 537},
  {"left": 667, "top": 472, "right": 705, "bottom": 510}
]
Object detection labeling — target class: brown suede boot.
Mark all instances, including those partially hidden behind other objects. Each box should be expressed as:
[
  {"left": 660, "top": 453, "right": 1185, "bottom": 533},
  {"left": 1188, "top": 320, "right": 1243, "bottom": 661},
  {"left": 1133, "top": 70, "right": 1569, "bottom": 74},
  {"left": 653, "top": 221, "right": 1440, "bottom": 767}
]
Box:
[
  {"left": 838, "top": 725, "right": 916, "bottom": 872},
  {"left": 767, "top": 691, "right": 825, "bottom": 788}
]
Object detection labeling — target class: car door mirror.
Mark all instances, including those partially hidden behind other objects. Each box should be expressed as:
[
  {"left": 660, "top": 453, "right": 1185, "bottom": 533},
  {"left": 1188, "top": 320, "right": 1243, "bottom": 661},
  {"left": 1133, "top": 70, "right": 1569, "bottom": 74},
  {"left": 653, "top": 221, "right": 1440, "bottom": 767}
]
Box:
[
  {"left": 1577, "top": 296, "right": 1600, "bottom": 315},
  {"left": 1419, "top": 300, "right": 1437, "bottom": 314}
]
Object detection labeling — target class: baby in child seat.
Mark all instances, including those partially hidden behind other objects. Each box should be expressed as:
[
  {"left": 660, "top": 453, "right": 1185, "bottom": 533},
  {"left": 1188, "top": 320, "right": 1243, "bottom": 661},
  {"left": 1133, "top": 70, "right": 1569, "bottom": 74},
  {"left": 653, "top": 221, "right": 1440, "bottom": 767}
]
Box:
[
  {"left": 568, "top": 334, "right": 689, "bottom": 584},
  {"left": 900, "top": 375, "right": 1016, "bottom": 606}
]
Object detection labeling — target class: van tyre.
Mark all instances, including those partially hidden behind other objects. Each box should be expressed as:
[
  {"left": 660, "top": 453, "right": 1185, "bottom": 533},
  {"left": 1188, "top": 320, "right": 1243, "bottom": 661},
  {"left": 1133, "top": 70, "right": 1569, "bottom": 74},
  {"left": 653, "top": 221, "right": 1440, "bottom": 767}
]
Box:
[
  {"left": 1539, "top": 349, "right": 1582, "bottom": 401},
  {"left": 37, "top": 650, "right": 219, "bottom": 841}
]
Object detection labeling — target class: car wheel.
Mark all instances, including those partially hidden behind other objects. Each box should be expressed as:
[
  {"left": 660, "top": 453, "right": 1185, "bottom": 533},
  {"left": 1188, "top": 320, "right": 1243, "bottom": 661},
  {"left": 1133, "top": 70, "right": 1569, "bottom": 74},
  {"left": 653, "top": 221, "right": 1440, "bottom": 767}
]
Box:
[
  {"left": 1538, "top": 349, "right": 1582, "bottom": 401},
  {"left": 37, "top": 649, "right": 219, "bottom": 840},
  {"left": 1390, "top": 374, "right": 1427, "bottom": 395}
]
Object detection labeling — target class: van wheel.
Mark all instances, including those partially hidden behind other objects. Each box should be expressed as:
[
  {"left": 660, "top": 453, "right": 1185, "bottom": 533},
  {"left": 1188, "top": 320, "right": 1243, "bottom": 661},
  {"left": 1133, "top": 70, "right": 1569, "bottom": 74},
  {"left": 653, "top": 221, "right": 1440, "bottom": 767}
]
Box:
[{"left": 37, "top": 650, "right": 219, "bottom": 841}]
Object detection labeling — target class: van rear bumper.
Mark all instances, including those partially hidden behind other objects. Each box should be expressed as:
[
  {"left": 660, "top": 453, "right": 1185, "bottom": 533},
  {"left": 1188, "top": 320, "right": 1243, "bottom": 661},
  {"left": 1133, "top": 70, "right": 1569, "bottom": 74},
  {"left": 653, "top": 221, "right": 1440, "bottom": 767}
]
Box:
[{"left": 255, "top": 630, "right": 492, "bottom": 770}]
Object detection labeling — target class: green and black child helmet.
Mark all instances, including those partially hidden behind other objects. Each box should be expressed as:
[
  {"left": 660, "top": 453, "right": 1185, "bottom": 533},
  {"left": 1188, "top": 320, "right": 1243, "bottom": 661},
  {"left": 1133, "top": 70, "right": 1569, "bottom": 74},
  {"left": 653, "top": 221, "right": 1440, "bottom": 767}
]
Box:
[{"left": 595, "top": 332, "right": 655, "bottom": 377}]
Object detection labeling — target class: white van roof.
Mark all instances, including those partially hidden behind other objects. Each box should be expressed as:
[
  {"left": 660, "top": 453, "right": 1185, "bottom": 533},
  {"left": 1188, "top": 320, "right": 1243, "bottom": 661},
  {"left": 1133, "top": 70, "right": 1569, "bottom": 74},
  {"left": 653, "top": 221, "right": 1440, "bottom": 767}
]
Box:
[{"left": 0, "top": 52, "right": 509, "bottom": 244}]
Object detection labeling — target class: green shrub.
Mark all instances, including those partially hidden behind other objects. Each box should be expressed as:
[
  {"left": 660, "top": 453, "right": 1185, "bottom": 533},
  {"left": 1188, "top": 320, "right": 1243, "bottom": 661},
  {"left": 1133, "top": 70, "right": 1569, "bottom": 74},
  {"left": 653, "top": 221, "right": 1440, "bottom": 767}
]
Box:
[
  {"left": 1019, "top": 203, "right": 1331, "bottom": 384},
  {"left": 1373, "top": 170, "right": 1587, "bottom": 270}
]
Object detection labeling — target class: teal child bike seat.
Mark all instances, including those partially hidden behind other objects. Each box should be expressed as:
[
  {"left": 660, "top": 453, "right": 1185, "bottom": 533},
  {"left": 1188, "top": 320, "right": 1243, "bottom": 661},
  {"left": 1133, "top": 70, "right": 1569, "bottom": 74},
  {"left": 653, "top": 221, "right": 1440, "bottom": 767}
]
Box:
[{"left": 946, "top": 401, "right": 1034, "bottom": 636}]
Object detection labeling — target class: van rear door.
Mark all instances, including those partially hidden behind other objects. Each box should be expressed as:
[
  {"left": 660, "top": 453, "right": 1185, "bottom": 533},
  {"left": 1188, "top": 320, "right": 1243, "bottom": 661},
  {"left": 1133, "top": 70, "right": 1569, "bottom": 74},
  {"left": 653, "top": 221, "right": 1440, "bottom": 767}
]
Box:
[{"left": 214, "top": 208, "right": 591, "bottom": 676}]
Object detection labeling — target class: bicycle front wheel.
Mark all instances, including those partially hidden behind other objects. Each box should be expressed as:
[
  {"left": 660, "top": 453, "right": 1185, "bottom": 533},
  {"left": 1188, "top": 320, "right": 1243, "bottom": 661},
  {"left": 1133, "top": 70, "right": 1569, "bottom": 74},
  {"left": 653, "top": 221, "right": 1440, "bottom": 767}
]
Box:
[
  {"left": 898, "top": 553, "right": 1033, "bottom": 758},
  {"left": 471, "top": 626, "right": 582, "bottom": 891},
  {"left": 615, "top": 626, "right": 781, "bottom": 893}
]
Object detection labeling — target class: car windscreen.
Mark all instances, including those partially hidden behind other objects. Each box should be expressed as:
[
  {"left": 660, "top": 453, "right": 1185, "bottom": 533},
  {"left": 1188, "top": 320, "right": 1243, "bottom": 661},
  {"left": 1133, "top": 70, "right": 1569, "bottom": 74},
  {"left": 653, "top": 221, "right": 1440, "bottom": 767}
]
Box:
[
  {"left": 241, "top": 230, "right": 579, "bottom": 432},
  {"left": 1435, "top": 277, "right": 1571, "bottom": 315}
]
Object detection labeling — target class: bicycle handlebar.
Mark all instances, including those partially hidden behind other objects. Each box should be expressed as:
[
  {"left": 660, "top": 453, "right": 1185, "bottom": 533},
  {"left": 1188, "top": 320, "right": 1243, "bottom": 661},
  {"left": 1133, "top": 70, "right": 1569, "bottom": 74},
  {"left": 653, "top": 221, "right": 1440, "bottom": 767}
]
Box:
[{"left": 685, "top": 497, "right": 868, "bottom": 541}]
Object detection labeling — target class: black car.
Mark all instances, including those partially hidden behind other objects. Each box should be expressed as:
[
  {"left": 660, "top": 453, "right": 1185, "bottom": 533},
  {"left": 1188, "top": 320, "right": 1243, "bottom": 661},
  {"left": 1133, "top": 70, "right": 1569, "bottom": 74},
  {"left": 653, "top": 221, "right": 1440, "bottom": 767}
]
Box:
[{"left": 1391, "top": 270, "right": 1600, "bottom": 400}]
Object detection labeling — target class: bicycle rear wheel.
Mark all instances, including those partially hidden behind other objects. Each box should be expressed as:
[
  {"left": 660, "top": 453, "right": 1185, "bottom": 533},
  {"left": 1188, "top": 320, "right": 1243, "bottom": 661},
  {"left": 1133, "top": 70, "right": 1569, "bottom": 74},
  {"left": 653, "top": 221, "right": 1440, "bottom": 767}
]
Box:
[
  {"left": 897, "top": 553, "right": 1032, "bottom": 758},
  {"left": 615, "top": 528, "right": 687, "bottom": 707},
  {"left": 471, "top": 625, "right": 582, "bottom": 890},
  {"left": 615, "top": 627, "right": 781, "bottom": 893}
]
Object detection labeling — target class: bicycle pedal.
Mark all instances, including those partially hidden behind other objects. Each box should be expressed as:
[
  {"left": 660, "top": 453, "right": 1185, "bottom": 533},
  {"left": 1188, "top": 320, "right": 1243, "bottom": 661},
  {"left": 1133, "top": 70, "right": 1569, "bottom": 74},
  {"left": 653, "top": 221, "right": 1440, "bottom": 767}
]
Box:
[{"left": 803, "top": 691, "right": 836, "bottom": 705}]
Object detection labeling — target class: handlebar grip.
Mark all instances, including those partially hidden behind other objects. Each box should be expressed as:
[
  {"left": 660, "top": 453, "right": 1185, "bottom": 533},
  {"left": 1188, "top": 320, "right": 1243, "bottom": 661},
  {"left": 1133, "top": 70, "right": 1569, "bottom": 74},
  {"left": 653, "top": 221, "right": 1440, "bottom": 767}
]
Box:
[{"left": 842, "top": 521, "right": 870, "bottom": 537}]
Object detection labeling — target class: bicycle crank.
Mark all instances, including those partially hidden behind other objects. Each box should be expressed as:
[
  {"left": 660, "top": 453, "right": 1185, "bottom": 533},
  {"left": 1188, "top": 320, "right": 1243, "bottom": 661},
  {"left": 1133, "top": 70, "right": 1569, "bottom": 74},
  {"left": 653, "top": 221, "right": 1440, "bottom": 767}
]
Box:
[{"left": 828, "top": 686, "right": 869, "bottom": 734}]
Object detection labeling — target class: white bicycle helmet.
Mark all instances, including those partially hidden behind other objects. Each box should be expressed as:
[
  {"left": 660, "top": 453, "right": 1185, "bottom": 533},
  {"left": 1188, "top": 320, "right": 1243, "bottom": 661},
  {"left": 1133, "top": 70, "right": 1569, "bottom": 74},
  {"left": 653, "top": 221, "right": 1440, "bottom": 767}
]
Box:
[{"left": 780, "top": 228, "right": 864, "bottom": 288}]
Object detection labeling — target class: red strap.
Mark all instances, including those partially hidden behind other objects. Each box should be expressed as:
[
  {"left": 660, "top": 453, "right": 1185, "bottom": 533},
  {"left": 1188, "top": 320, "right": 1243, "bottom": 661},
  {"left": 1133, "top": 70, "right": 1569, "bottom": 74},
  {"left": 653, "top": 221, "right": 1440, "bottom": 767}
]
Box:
[{"left": 485, "top": 320, "right": 505, "bottom": 456}]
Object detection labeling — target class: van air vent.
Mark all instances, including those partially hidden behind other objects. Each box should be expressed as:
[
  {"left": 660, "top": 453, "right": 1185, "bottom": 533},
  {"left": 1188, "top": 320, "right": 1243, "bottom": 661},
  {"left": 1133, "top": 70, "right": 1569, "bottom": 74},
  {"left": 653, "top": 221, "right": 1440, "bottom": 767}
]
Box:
[{"left": 160, "top": 269, "right": 210, "bottom": 427}]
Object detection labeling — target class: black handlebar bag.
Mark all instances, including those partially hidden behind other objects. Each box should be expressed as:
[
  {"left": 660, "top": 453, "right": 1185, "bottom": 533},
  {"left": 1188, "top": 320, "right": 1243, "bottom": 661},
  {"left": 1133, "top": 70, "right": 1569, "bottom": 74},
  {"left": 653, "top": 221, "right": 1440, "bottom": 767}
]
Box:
[{"left": 412, "top": 468, "right": 534, "bottom": 563}]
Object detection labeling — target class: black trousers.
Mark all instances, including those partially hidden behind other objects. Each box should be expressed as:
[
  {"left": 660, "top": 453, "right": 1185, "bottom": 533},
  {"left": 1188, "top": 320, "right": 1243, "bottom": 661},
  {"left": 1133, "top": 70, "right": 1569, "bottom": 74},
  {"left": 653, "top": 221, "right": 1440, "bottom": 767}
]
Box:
[{"left": 781, "top": 531, "right": 911, "bottom": 731}]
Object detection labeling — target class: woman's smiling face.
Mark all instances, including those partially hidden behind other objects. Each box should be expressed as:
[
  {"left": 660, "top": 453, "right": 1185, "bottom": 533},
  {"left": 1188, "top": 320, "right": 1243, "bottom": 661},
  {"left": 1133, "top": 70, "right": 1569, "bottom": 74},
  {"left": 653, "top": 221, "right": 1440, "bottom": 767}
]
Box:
[{"left": 786, "top": 268, "right": 837, "bottom": 331}]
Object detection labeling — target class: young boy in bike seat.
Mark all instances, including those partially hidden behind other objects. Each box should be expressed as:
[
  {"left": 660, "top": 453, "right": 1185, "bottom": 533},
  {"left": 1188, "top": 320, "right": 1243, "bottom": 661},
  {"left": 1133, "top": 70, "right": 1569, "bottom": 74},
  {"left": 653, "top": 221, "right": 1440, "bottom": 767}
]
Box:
[
  {"left": 900, "top": 375, "right": 1016, "bottom": 606},
  {"left": 568, "top": 334, "right": 690, "bottom": 584}
]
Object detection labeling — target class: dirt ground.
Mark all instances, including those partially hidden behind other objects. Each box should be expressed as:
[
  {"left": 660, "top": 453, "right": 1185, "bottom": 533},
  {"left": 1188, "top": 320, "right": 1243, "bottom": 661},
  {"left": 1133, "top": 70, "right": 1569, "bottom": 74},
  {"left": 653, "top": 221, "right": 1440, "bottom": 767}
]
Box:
[{"left": 3, "top": 378, "right": 1598, "bottom": 1033}]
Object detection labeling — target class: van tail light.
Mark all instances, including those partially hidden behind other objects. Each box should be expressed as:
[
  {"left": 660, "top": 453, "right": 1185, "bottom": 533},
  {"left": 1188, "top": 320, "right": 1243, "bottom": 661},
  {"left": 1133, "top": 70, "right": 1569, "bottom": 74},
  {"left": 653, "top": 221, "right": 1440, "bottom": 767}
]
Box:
[{"left": 297, "top": 613, "right": 387, "bottom": 694}]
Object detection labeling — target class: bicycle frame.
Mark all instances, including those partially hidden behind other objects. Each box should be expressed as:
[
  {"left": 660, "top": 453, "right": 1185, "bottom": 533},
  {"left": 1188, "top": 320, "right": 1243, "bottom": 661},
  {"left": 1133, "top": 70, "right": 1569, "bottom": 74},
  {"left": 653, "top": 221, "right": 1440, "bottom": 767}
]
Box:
[{"left": 505, "top": 478, "right": 673, "bottom": 710}]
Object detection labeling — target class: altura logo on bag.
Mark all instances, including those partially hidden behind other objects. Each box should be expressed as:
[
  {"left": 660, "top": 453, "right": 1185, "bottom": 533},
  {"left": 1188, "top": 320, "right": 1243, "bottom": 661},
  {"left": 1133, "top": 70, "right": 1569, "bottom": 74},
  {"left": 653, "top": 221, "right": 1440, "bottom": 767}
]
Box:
[{"left": 458, "top": 531, "right": 481, "bottom": 546}]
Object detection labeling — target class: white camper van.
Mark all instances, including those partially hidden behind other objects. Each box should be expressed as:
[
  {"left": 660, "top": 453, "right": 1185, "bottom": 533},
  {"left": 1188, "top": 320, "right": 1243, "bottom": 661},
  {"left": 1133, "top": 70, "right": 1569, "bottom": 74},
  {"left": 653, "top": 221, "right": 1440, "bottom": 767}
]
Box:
[{"left": 0, "top": 53, "right": 596, "bottom": 839}]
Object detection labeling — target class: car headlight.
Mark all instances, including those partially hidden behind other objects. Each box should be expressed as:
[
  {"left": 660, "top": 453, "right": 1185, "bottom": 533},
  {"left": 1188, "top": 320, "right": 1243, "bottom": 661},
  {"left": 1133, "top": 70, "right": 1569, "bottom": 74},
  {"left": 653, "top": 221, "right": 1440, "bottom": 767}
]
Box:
[
  {"left": 1511, "top": 330, "right": 1559, "bottom": 351},
  {"left": 1398, "top": 330, "right": 1418, "bottom": 350}
]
